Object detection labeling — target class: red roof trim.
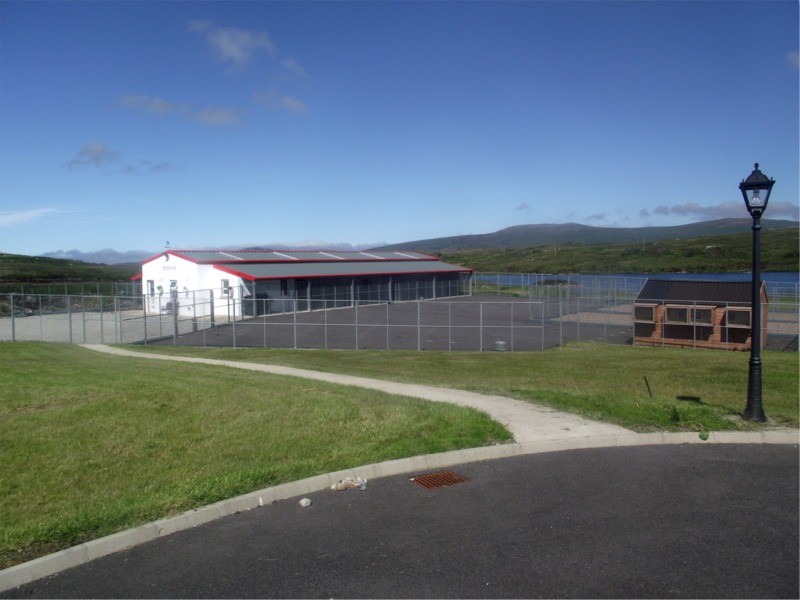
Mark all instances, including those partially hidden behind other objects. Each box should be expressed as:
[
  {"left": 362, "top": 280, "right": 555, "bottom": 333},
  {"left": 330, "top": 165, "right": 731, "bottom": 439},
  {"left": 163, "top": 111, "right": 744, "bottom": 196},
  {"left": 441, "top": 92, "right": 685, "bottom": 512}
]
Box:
[
  {"left": 213, "top": 264, "right": 256, "bottom": 282},
  {"left": 140, "top": 250, "right": 203, "bottom": 266},
  {"left": 243, "top": 268, "right": 473, "bottom": 281}
]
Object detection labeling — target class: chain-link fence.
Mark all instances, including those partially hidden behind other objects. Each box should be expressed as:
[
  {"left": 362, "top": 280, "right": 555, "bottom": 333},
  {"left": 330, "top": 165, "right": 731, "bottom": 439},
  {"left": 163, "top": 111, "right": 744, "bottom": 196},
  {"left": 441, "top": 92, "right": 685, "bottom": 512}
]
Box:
[{"left": 1, "top": 274, "right": 797, "bottom": 351}]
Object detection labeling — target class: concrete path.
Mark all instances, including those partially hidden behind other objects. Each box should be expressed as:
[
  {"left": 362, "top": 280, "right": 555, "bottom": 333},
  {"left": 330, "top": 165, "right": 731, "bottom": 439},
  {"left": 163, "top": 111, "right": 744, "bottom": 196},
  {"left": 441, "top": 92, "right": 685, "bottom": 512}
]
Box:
[{"left": 79, "top": 343, "right": 632, "bottom": 443}]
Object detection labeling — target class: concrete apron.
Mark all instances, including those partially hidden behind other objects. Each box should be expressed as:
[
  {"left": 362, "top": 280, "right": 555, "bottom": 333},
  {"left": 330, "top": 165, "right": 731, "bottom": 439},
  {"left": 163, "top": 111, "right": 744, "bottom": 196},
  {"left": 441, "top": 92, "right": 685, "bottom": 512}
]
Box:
[{"left": 2, "top": 344, "right": 797, "bottom": 593}]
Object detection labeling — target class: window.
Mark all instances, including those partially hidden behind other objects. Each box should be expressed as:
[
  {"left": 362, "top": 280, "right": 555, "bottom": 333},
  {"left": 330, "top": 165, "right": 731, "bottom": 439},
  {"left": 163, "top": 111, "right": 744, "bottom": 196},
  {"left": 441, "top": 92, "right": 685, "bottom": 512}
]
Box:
[
  {"left": 169, "top": 280, "right": 178, "bottom": 291},
  {"left": 147, "top": 280, "right": 155, "bottom": 297},
  {"left": 693, "top": 307, "right": 713, "bottom": 325},
  {"left": 727, "top": 309, "right": 751, "bottom": 328},
  {"left": 665, "top": 306, "right": 690, "bottom": 324},
  {"left": 221, "top": 279, "right": 230, "bottom": 297},
  {"left": 634, "top": 304, "right": 655, "bottom": 322}
]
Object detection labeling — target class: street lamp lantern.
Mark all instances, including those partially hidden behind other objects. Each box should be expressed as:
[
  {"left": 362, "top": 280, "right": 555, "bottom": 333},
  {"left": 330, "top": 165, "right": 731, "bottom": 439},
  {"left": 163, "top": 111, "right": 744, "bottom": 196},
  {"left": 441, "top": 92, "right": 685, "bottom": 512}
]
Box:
[
  {"left": 739, "top": 163, "right": 775, "bottom": 422},
  {"left": 739, "top": 163, "right": 775, "bottom": 216}
]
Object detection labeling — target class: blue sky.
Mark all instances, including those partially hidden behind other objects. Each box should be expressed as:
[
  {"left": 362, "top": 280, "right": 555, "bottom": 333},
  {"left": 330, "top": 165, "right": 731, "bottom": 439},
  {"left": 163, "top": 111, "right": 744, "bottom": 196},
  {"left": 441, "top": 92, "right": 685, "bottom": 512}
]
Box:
[{"left": 1, "top": 1, "right": 798, "bottom": 256}]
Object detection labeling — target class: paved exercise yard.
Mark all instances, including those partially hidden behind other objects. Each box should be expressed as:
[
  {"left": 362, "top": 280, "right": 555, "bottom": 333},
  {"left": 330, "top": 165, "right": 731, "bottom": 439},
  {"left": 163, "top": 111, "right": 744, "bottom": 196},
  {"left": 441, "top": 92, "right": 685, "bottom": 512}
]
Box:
[{"left": 147, "top": 294, "right": 634, "bottom": 350}]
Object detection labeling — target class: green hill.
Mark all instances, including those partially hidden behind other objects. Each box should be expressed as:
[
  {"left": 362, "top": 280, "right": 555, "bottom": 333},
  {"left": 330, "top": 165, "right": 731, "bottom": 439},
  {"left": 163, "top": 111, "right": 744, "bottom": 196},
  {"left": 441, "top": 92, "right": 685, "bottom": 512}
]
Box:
[
  {"left": 439, "top": 229, "right": 799, "bottom": 274},
  {"left": 0, "top": 253, "right": 139, "bottom": 285}
]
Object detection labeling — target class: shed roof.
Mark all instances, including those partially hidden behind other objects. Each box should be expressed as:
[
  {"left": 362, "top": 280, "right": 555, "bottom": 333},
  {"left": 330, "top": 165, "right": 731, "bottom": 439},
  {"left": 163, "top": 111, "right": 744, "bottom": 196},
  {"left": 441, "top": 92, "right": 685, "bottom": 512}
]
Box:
[
  {"left": 144, "top": 249, "right": 436, "bottom": 265},
  {"left": 140, "top": 248, "right": 471, "bottom": 282},
  {"left": 635, "top": 279, "right": 765, "bottom": 305},
  {"left": 216, "top": 259, "right": 470, "bottom": 281}
]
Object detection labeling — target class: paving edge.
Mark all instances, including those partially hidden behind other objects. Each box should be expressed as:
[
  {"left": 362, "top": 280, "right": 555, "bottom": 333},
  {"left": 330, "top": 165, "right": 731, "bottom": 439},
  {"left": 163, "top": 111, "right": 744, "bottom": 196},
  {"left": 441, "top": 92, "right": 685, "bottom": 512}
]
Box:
[{"left": 2, "top": 430, "right": 798, "bottom": 592}]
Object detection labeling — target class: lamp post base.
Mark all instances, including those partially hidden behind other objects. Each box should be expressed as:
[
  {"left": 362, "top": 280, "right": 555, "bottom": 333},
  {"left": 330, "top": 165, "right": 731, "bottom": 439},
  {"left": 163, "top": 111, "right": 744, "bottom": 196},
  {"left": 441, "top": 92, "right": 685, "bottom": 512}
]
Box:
[{"left": 743, "top": 357, "right": 767, "bottom": 422}]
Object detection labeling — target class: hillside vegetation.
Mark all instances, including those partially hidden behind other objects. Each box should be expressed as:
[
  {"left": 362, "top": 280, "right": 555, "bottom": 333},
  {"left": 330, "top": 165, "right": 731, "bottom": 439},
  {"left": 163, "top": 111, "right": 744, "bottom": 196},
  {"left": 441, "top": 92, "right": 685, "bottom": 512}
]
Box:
[
  {"left": 0, "top": 253, "right": 138, "bottom": 284},
  {"left": 439, "top": 229, "right": 799, "bottom": 274}
]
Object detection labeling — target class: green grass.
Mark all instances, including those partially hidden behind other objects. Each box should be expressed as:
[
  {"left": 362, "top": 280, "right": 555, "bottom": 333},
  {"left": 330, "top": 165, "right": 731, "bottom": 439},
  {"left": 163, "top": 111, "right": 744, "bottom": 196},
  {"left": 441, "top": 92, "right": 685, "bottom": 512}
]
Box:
[
  {"left": 0, "top": 343, "right": 510, "bottom": 568},
  {"left": 3, "top": 341, "right": 797, "bottom": 569},
  {"left": 130, "top": 343, "right": 799, "bottom": 431}
]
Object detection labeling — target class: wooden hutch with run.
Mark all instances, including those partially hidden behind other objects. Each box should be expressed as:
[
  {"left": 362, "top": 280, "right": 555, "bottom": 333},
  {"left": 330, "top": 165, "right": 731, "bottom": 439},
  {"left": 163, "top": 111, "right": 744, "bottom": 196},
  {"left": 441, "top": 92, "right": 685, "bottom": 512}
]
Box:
[{"left": 633, "top": 279, "right": 768, "bottom": 351}]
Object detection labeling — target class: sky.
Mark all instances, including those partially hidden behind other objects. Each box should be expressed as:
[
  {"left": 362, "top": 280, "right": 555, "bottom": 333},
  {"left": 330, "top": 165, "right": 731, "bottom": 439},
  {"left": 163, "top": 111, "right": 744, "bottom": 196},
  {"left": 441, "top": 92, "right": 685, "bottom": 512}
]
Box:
[{"left": 1, "top": 1, "right": 798, "bottom": 257}]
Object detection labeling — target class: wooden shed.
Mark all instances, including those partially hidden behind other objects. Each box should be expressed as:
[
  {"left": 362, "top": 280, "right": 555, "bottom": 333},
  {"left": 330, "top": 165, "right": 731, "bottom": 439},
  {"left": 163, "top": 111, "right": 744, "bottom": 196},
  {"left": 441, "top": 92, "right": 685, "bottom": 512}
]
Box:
[{"left": 633, "top": 280, "right": 768, "bottom": 351}]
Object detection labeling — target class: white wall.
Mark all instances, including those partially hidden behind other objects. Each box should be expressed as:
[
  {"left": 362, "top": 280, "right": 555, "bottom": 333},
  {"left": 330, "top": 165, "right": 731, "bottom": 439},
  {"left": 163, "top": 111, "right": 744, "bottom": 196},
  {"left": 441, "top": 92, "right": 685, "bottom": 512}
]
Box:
[{"left": 141, "top": 254, "right": 243, "bottom": 317}]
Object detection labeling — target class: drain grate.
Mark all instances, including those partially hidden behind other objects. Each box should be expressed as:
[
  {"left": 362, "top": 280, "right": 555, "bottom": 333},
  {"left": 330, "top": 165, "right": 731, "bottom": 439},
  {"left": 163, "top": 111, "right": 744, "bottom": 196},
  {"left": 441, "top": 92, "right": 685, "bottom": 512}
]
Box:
[{"left": 411, "top": 470, "right": 469, "bottom": 489}]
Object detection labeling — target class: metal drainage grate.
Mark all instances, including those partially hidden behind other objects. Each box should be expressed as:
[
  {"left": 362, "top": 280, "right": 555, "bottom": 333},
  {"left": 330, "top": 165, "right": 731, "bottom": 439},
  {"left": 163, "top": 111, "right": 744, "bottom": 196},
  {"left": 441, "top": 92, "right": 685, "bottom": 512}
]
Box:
[{"left": 411, "top": 470, "right": 469, "bottom": 489}]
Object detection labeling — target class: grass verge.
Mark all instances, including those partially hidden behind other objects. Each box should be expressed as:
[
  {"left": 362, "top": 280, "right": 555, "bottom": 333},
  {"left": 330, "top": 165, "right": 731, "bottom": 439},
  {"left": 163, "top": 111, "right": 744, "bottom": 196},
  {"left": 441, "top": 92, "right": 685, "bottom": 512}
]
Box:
[
  {"left": 0, "top": 342, "right": 511, "bottom": 568},
  {"left": 129, "top": 342, "right": 799, "bottom": 431}
]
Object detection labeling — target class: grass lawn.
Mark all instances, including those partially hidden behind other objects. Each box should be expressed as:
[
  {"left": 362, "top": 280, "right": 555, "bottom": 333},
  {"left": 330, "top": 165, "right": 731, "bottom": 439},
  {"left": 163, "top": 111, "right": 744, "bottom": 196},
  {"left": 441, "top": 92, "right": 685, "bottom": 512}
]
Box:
[
  {"left": 130, "top": 342, "right": 799, "bottom": 431},
  {"left": 0, "top": 343, "right": 510, "bottom": 568}
]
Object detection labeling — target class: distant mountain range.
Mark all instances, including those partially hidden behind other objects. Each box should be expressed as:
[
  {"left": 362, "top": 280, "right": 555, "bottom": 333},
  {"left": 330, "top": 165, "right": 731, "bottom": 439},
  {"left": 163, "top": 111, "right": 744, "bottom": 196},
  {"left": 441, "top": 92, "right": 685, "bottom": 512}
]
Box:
[
  {"left": 37, "top": 218, "right": 799, "bottom": 264},
  {"left": 373, "top": 218, "right": 799, "bottom": 253}
]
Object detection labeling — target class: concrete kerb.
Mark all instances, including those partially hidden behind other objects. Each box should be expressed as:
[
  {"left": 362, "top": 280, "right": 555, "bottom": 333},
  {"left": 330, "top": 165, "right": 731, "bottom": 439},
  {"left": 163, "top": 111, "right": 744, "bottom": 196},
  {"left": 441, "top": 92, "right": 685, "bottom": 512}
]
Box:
[
  {"left": 2, "top": 431, "right": 798, "bottom": 593},
  {"left": 3, "top": 345, "right": 798, "bottom": 592}
]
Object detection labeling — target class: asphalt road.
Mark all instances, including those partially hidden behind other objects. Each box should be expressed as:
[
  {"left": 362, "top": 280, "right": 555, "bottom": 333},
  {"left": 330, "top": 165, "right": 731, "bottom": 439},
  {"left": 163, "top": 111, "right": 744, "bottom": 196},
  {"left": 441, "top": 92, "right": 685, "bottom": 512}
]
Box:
[{"left": 5, "top": 443, "right": 798, "bottom": 599}]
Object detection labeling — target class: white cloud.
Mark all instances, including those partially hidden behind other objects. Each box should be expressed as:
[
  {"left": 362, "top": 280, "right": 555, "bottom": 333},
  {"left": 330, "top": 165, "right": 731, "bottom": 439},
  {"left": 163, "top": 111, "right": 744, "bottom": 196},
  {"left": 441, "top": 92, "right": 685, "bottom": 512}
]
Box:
[
  {"left": 281, "top": 58, "right": 309, "bottom": 79},
  {"left": 193, "top": 106, "right": 243, "bottom": 125},
  {"left": 0, "top": 208, "right": 58, "bottom": 227},
  {"left": 66, "top": 142, "right": 120, "bottom": 169},
  {"left": 254, "top": 90, "right": 308, "bottom": 115},
  {"left": 191, "top": 21, "right": 275, "bottom": 69},
  {"left": 120, "top": 95, "right": 183, "bottom": 117},
  {"left": 119, "top": 94, "right": 242, "bottom": 125}
]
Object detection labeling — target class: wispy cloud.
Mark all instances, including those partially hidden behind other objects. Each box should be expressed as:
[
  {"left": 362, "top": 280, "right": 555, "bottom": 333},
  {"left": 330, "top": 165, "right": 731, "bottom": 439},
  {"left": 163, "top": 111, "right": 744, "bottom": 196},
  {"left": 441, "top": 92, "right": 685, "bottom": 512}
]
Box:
[
  {"left": 121, "top": 160, "right": 184, "bottom": 176},
  {"left": 0, "top": 208, "right": 58, "bottom": 227},
  {"left": 189, "top": 20, "right": 275, "bottom": 70},
  {"left": 119, "top": 95, "right": 242, "bottom": 125},
  {"left": 254, "top": 90, "right": 308, "bottom": 115},
  {"left": 587, "top": 213, "right": 606, "bottom": 221},
  {"left": 66, "top": 142, "right": 120, "bottom": 169},
  {"left": 67, "top": 141, "right": 180, "bottom": 175},
  {"left": 515, "top": 202, "right": 531, "bottom": 211},
  {"left": 652, "top": 201, "right": 799, "bottom": 220},
  {"left": 280, "top": 58, "right": 309, "bottom": 80},
  {"left": 787, "top": 50, "right": 799, "bottom": 69}
]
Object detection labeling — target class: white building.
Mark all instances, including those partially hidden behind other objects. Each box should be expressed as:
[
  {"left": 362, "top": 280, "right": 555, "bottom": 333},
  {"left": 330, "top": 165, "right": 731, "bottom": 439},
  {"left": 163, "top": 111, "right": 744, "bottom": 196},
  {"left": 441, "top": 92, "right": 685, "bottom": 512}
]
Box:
[{"left": 137, "top": 249, "right": 473, "bottom": 318}]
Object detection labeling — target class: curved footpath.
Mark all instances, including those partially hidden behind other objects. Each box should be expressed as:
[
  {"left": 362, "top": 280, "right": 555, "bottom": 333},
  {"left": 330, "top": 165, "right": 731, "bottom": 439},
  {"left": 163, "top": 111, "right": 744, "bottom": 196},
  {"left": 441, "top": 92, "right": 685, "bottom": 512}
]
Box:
[{"left": 1, "top": 344, "right": 797, "bottom": 593}]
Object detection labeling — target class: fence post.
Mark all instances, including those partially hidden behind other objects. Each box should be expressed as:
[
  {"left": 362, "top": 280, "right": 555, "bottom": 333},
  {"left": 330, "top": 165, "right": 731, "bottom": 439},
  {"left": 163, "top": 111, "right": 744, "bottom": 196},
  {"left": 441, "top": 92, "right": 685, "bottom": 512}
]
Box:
[
  {"left": 231, "top": 291, "right": 236, "bottom": 349},
  {"left": 192, "top": 291, "right": 198, "bottom": 333},
  {"left": 510, "top": 302, "right": 514, "bottom": 351},
  {"left": 417, "top": 299, "right": 421, "bottom": 351},
  {"left": 10, "top": 294, "right": 15, "bottom": 342},
  {"left": 209, "top": 290, "right": 215, "bottom": 327},
  {"left": 293, "top": 299, "right": 298, "bottom": 349},
  {"left": 115, "top": 296, "right": 120, "bottom": 344},
  {"left": 99, "top": 295, "right": 104, "bottom": 344},
  {"left": 172, "top": 295, "right": 178, "bottom": 346},
  {"left": 68, "top": 296, "right": 73, "bottom": 343},
  {"left": 558, "top": 286, "right": 563, "bottom": 348},
  {"left": 143, "top": 294, "right": 148, "bottom": 345},
  {"left": 81, "top": 295, "right": 86, "bottom": 343},
  {"left": 448, "top": 301, "right": 452, "bottom": 352},
  {"left": 479, "top": 302, "right": 483, "bottom": 351}
]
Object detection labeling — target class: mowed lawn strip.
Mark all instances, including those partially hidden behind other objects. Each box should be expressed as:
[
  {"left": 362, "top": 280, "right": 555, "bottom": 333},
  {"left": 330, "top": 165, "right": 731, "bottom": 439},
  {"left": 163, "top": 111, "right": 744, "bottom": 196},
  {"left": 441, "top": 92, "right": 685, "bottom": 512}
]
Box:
[
  {"left": 0, "top": 343, "right": 511, "bottom": 568},
  {"left": 130, "top": 342, "right": 799, "bottom": 430}
]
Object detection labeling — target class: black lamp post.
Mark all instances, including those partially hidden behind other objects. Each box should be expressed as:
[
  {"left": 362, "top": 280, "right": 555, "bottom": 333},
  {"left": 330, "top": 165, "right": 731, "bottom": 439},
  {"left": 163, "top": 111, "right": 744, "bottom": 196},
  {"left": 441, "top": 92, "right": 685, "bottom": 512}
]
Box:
[{"left": 738, "top": 163, "right": 775, "bottom": 422}]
